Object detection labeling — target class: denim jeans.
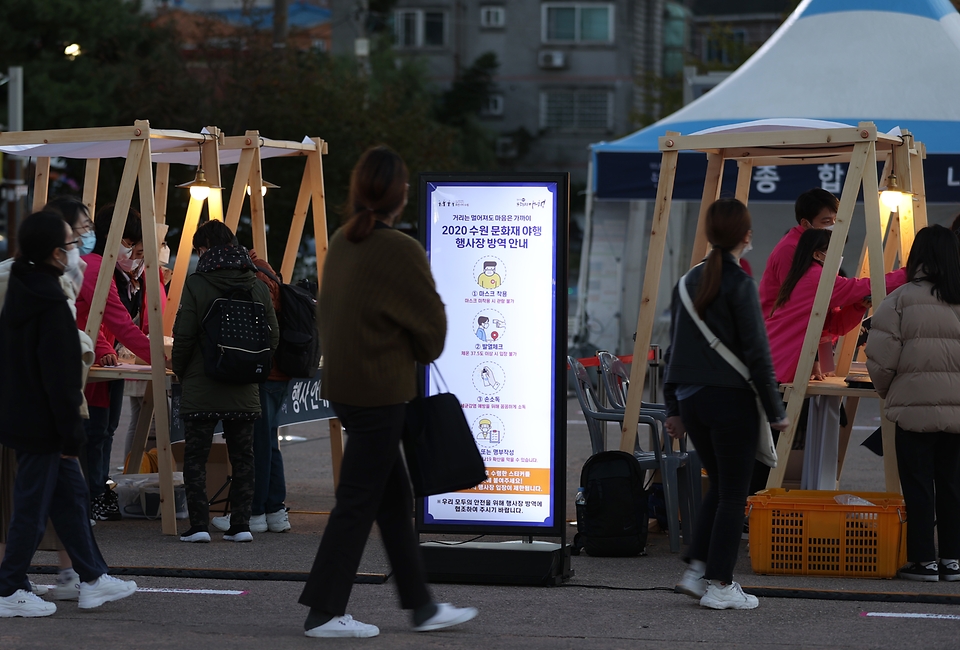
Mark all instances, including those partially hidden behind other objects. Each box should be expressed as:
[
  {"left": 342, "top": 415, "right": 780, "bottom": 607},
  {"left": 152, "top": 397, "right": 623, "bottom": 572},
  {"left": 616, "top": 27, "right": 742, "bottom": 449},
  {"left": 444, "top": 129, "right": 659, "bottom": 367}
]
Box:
[
  {"left": 253, "top": 380, "right": 289, "bottom": 516},
  {"left": 680, "top": 386, "right": 759, "bottom": 583},
  {"left": 82, "top": 379, "right": 125, "bottom": 499}
]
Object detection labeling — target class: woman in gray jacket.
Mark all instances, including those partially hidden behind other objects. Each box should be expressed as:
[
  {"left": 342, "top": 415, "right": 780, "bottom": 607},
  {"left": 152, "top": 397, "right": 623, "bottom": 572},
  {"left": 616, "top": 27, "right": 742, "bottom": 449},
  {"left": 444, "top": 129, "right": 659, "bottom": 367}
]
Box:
[{"left": 866, "top": 224, "right": 960, "bottom": 582}]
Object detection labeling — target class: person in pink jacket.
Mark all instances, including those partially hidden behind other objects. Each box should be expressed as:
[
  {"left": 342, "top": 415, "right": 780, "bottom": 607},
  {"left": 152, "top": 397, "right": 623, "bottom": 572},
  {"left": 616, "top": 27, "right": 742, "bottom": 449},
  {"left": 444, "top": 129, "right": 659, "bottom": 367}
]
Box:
[
  {"left": 758, "top": 188, "right": 839, "bottom": 318},
  {"left": 765, "top": 228, "right": 907, "bottom": 384},
  {"left": 74, "top": 205, "right": 153, "bottom": 522}
]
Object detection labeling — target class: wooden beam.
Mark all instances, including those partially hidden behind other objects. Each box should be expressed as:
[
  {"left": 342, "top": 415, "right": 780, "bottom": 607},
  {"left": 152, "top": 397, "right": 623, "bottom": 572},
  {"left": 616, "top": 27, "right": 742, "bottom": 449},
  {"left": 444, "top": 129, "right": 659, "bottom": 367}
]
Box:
[
  {"left": 735, "top": 161, "right": 753, "bottom": 205},
  {"left": 767, "top": 141, "right": 871, "bottom": 488},
  {"left": 82, "top": 159, "right": 100, "bottom": 220},
  {"left": 137, "top": 141, "right": 178, "bottom": 533},
  {"left": 83, "top": 140, "right": 145, "bottom": 343},
  {"left": 0, "top": 124, "right": 148, "bottom": 146},
  {"left": 689, "top": 152, "right": 723, "bottom": 267},
  {"left": 619, "top": 148, "right": 678, "bottom": 452},
  {"left": 32, "top": 157, "right": 51, "bottom": 211},
  {"left": 154, "top": 162, "right": 170, "bottom": 226},
  {"left": 308, "top": 139, "right": 329, "bottom": 286},
  {"left": 224, "top": 146, "right": 256, "bottom": 232},
  {"left": 163, "top": 197, "right": 203, "bottom": 336},
  {"left": 281, "top": 163, "right": 312, "bottom": 282},
  {"left": 660, "top": 124, "right": 883, "bottom": 153},
  {"left": 248, "top": 146, "right": 269, "bottom": 259}
]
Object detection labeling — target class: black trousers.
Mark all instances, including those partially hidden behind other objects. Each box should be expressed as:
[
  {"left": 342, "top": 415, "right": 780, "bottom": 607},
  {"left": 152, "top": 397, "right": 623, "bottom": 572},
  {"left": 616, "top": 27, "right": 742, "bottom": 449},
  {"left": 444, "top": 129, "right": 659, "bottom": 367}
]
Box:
[
  {"left": 0, "top": 452, "right": 108, "bottom": 597},
  {"left": 183, "top": 419, "right": 255, "bottom": 529},
  {"left": 299, "top": 402, "right": 431, "bottom": 615},
  {"left": 895, "top": 425, "right": 960, "bottom": 563},
  {"left": 680, "top": 386, "right": 758, "bottom": 583}
]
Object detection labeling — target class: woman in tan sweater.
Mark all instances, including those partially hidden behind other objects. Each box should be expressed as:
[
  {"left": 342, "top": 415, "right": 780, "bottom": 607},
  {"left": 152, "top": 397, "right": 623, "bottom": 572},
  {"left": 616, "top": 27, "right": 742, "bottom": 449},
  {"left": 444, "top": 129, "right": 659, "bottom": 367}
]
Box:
[
  {"left": 298, "top": 146, "right": 477, "bottom": 638},
  {"left": 866, "top": 224, "right": 960, "bottom": 583}
]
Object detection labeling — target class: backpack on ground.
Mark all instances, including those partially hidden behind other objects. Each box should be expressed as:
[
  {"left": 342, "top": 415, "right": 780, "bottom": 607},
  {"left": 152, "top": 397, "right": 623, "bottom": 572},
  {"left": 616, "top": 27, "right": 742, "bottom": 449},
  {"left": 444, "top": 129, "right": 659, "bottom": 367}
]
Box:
[
  {"left": 258, "top": 267, "right": 321, "bottom": 378},
  {"left": 199, "top": 281, "right": 273, "bottom": 384},
  {"left": 572, "top": 450, "right": 648, "bottom": 557}
]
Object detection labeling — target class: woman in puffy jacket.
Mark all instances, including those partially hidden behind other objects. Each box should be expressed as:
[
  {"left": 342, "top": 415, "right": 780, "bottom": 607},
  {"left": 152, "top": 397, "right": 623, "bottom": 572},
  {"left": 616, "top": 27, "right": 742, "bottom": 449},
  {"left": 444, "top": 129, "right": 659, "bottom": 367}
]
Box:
[{"left": 866, "top": 224, "right": 960, "bottom": 583}]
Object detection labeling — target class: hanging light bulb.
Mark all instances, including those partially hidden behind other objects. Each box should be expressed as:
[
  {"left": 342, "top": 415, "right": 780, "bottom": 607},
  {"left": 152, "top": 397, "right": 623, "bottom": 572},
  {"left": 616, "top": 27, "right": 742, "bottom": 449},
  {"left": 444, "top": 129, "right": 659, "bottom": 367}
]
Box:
[
  {"left": 177, "top": 143, "right": 221, "bottom": 201},
  {"left": 246, "top": 180, "right": 280, "bottom": 197},
  {"left": 879, "top": 173, "right": 904, "bottom": 212}
]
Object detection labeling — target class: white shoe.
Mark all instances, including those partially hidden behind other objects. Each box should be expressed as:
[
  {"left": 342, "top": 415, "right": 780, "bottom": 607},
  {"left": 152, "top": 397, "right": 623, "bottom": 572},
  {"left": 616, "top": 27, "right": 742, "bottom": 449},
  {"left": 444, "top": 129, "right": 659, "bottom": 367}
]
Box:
[
  {"left": 266, "top": 509, "right": 290, "bottom": 533},
  {"left": 249, "top": 514, "right": 268, "bottom": 533},
  {"left": 305, "top": 614, "right": 380, "bottom": 638},
  {"left": 30, "top": 581, "right": 51, "bottom": 596},
  {"left": 54, "top": 568, "right": 80, "bottom": 601},
  {"left": 78, "top": 575, "right": 138, "bottom": 610},
  {"left": 223, "top": 529, "right": 253, "bottom": 543},
  {"left": 412, "top": 603, "right": 479, "bottom": 632},
  {"left": 0, "top": 589, "right": 56, "bottom": 617},
  {"left": 675, "top": 564, "right": 707, "bottom": 599},
  {"left": 699, "top": 581, "right": 759, "bottom": 610},
  {"left": 211, "top": 515, "right": 231, "bottom": 532}
]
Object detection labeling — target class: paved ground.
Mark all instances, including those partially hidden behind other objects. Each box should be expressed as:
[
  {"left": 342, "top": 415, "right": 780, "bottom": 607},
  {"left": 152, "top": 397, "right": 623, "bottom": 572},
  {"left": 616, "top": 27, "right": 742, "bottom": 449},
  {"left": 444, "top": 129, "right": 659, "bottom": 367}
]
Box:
[{"left": 5, "top": 398, "right": 960, "bottom": 649}]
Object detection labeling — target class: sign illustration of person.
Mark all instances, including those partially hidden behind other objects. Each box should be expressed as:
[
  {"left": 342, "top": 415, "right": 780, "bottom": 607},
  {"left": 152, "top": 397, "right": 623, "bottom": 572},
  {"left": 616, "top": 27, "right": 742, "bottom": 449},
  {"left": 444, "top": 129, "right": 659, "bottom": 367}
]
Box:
[
  {"left": 476, "top": 316, "right": 490, "bottom": 341},
  {"left": 477, "top": 418, "right": 492, "bottom": 442},
  {"left": 477, "top": 260, "right": 502, "bottom": 289}
]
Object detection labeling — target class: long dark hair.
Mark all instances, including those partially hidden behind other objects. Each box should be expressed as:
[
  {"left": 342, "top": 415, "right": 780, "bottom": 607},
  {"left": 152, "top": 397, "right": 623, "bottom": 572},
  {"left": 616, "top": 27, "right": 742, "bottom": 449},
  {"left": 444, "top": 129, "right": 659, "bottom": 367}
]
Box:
[
  {"left": 906, "top": 224, "right": 960, "bottom": 305},
  {"left": 93, "top": 203, "right": 142, "bottom": 255},
  {"left": 772, "top": 228, "right": 832, "bottom": 316},
  {"left": 343, "top": 146, "right": 409, "bottom": 243},
  {"left": 15, "top": 211, "right": 68, "bottom": 266},
  {"left": 693, "top": 198, "right": 751, "bottom": 318},
  {"left": 44, "top": 195, "right": 90, "bottom": 230}
]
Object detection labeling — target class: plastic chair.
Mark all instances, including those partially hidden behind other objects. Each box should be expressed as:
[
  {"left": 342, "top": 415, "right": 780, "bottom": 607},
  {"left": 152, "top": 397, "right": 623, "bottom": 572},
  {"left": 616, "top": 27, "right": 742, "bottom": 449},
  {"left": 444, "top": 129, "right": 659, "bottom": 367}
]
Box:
[
  {"left": 596, "top": 350, "right": 703, "bottom": 529},
  {"left": 569, "top": 356, "right": 697, "bottom": 553}
]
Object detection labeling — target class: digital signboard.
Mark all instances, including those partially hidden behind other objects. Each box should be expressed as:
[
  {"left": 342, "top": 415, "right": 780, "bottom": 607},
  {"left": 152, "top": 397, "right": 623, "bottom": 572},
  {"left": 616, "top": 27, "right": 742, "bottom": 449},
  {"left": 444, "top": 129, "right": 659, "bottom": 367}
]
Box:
[{"left": 418, "top": 173, "right": 569, "bottom": 537}]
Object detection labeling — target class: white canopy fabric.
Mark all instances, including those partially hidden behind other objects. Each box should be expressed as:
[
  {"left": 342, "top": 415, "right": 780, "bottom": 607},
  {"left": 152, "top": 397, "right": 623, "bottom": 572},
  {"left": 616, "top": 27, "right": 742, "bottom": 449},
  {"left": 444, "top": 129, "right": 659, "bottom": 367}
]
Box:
[{"left": 594, "top": 0, "right": 960, "bottom": 154}]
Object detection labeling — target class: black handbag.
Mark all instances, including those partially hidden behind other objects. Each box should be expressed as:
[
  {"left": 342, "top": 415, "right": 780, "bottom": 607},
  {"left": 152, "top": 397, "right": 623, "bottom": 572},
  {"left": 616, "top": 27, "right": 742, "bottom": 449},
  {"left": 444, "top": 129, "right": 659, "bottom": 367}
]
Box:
[{"left": 403, "top": 366, "right": 487, "bottom": 497}]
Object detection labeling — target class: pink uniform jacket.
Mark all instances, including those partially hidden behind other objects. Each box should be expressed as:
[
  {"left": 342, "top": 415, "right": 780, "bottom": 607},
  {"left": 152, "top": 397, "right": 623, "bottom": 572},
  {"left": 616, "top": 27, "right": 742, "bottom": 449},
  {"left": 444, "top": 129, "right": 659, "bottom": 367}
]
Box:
[
  {"left": 758, "top": 225, "right": 804, "bottom": 318},
  {"left": 765, "top": 264, "right": 907, "bottom": 384}
]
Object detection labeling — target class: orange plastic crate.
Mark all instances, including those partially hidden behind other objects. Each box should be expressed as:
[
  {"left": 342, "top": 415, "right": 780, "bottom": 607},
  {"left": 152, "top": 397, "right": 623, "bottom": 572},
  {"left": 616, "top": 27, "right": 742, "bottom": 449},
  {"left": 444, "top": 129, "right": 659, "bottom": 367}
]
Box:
[{"left": 747, "top": 489, "right": 906, "bottom": 578}]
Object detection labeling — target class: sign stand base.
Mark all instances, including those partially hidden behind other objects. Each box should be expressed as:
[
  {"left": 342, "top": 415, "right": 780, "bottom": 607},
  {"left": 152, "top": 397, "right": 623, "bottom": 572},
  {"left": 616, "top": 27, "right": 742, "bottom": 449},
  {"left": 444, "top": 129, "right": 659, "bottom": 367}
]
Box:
[{"left": 420, "top": 541, "right": 572, "bottom": 586}]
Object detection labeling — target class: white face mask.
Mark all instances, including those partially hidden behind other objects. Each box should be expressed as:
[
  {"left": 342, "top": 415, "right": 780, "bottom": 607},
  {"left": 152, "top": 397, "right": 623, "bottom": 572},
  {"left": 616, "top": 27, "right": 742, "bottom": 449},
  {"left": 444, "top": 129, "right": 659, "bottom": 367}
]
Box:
[
  {"left": 742, "top": 241, "right": 753, "bottom": 255},
  {"left": 823, "top": 224, "right": 835, "bottom": 231}
]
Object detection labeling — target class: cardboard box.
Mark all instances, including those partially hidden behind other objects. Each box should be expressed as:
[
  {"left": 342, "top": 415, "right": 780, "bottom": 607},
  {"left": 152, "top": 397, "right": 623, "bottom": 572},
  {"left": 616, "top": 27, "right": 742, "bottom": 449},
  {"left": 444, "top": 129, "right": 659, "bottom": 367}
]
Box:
[{"left": 171, "top": 435, "right": 233, "bottom": 515}]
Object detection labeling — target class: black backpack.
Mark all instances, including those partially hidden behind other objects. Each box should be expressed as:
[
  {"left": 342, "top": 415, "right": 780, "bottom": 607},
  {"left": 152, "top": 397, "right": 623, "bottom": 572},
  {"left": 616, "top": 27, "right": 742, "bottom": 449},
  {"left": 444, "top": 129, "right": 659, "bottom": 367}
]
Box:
[
  {"left": 199, "top": 279, "right": 273, "bottom": 384},
  {"left": 573, "top": 451, "right": 648, "bottom": 557},
  {"left": 258, "top": 267, "right": 321, "bottom": 378}
]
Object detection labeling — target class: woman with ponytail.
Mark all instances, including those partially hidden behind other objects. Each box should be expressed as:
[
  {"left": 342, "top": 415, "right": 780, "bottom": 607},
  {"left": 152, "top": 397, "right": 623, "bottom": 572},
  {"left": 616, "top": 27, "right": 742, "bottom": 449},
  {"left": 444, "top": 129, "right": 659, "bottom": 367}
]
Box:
[
  {"left": 664, "top": 198, "right": 788, "bottom": 610},
  {"left": 300, "top": 146, "right": 477, "bottom": 638}
]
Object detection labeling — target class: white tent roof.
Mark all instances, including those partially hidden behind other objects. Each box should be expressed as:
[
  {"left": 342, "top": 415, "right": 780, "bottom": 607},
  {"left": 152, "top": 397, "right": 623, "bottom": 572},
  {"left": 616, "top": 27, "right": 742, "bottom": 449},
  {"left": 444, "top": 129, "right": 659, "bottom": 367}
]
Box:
[{"left": 594, "top": 0, "right": 960, "bottom": 153}]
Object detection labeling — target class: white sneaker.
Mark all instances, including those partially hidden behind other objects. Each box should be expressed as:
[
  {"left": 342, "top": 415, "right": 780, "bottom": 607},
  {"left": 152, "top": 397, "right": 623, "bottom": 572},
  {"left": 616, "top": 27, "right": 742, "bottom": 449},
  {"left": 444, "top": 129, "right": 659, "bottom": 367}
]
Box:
[
  {"left": 211, "top": 515, "right": 231, "bottom": 532},
  {"left": 78, "top": 575, "right": 138, "bottom": 610},
  {"left": 699, "top": 581, "right": 759, "bottom": 610},
  {"left": 304, "top": 614, "right": 380, "bottom": 638},
  {"left": 30, "top": 581, "right": 51, "bottom": 596},
  {"left": 266, "top": 509, "right": 290, "bottom": 533},
  {"left": 675, "top": 565, "right": 707, "bottom": 599},
  {"left": 54, "top": 568, "right": 80, "bottom": 601},
  {"left": 412, "top": 603, "right": 479, "bottom": 632},
  {"left": 0, "top": 589, "right": 56, "bottom": 617},
  {"left": 249, "top": 514, "right": 268, "bottom": 533}
]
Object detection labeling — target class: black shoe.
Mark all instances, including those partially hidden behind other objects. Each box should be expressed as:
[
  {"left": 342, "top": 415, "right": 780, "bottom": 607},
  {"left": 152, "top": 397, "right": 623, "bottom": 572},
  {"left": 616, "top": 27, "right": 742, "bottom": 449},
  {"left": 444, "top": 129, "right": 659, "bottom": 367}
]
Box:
[
  {"left": 179, "top": 526, "right": 211, "bottom": 543},
  {"left": 92, "top": 493, "right": 121, "bottom": 522},
  {"left": 940, "top": 559, "right": 960, "bottom": 582},
  {"left": 898, "top": 561, "right": 939, "bottom": 581}
]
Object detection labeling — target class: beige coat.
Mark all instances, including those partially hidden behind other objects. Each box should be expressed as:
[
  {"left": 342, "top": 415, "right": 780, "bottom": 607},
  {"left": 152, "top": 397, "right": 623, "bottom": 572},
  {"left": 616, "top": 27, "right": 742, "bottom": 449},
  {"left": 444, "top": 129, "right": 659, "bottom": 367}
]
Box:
[{"left": 866, "top": 279, "right": 960, "bottom": 433}]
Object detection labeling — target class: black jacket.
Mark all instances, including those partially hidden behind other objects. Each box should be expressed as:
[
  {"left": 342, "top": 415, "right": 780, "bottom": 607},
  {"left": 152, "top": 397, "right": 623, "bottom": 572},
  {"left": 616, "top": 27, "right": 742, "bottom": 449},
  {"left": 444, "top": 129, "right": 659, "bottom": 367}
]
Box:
[
  {"left": 663, "top": 254, "right": 785, "bottom": 423},
  {"left": 0, "top": 260, "right": 85, "bottom": 456}
]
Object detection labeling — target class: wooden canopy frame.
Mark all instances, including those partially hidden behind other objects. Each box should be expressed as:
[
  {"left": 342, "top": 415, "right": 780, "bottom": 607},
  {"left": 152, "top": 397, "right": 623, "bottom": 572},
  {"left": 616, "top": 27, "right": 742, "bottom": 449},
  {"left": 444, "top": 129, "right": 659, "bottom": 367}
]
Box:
[{"left": 619, "top": 121, "right": 927, "bottom": 493}]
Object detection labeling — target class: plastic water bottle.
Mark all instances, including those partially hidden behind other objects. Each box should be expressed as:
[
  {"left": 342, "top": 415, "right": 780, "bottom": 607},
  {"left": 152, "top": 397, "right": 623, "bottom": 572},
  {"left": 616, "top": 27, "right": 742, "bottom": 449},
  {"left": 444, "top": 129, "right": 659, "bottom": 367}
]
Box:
[{"left": 575, "top": 488, "right": 586, "bottom": 506}]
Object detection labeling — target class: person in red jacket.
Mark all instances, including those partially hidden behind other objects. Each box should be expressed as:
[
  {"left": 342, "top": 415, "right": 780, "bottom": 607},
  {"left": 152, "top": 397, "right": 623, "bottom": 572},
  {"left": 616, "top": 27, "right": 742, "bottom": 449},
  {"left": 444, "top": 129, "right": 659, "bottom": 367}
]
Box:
[
  {"left": 759, "top": 188, "right": 839, "bottom": 318},
  {"left": 74, "top": 205, "right": 153, "bottom": 521}
]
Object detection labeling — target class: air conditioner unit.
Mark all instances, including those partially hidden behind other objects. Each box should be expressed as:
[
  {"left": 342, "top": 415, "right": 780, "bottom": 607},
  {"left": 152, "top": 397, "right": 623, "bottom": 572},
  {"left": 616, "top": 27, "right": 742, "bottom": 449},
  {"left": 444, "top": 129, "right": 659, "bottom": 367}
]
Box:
[{"left": 538, "top": 50, "right": 566, "bottom": 69}]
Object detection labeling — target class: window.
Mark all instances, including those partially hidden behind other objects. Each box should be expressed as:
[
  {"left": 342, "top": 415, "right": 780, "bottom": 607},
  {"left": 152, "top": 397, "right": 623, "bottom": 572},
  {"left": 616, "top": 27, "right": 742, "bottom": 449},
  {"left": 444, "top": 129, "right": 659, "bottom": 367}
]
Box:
[
  {"left": 540, "top": 90, "right": 612, "bottom": 131},
  {"left": 395, "top": 10, "right": 447, "bottom": 48},
  {"left": 703, "top": 28, "right": 746, "bottom": 65},
  {"left": 480, "top": 6, "right": 505, "bottom": 28},
  {"left": 481, "top": 94, "right": 504, "bottom": 116},
  {"left": 542, "top": 3, "right": 613, "bottom": 43}
]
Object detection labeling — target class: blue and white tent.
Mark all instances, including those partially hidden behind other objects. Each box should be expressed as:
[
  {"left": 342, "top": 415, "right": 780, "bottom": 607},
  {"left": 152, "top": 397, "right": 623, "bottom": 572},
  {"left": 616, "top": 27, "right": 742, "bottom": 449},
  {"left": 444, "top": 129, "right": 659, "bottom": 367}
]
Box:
[{"left": 592, "top": 0, "right": 960, "bottom": 202}]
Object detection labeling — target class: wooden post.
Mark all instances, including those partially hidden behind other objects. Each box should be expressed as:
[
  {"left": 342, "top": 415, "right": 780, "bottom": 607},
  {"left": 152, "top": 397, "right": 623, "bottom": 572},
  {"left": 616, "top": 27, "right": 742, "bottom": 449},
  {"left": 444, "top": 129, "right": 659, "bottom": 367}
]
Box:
[
  {"left": 689, "top": 153, "right": 724, "bottom": 267},
  {"left": 767, "top": 141, "right": 871, "bottom": 488},
  {"left": 329, "top": 420, "right": 345, "bottom": 488},
  {"left": 163, "top": 196, "right": 204, "bottom": 336},
  {"left": 32, "top": 157, "right": 51, "bottom": 211},
  {"left": 155, "top": 162, "right": 170, "bottom": 226},
  {"left": 125, "top": 384, "right": 155, "bottom": 474},
  {"left": 911, "top": 143, "right": 928, "bottom": 230},
  {"left": 137, "top": 138, "right": 178, "bottom": 533},
  {"left": 224, "top": 145, "right": 256, "bottom": 232},
  {"left": 619, "top": 148, "right": 678, "bottom": 452},
  {"left": 281, "top": 163, "right": 313, "bottom": 282},
  {"left": 202, "top": 127, "right": 224, "bottom": 223},
  {"left": 82, "top": 159, "right": 100, "bottom": 219},
  {"left": 308, "top": 140, "right": 330, "bottom": 285},
  {"left": 248, "top": 146, "right": 269, "bottom": 259},
  {"left": 883, "top": 209, "right": 901, "bottom": 272},
  {"left": 735, "top": 161, "right": 753, "bottom": 205}
]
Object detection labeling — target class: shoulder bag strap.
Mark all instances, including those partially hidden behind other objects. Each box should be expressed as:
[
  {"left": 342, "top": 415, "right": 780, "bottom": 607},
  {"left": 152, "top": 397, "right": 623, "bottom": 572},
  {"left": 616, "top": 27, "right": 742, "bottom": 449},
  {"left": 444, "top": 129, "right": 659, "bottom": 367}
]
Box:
[{"left": 677, "top": 269, "right": 751, "bottom": 383}]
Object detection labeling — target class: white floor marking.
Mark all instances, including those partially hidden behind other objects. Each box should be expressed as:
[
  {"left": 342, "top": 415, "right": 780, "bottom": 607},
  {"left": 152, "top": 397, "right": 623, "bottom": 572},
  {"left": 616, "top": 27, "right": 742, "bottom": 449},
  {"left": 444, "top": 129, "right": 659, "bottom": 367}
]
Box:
[{"left": 861, "top": 612, "right": 960, "bottom": 620}]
